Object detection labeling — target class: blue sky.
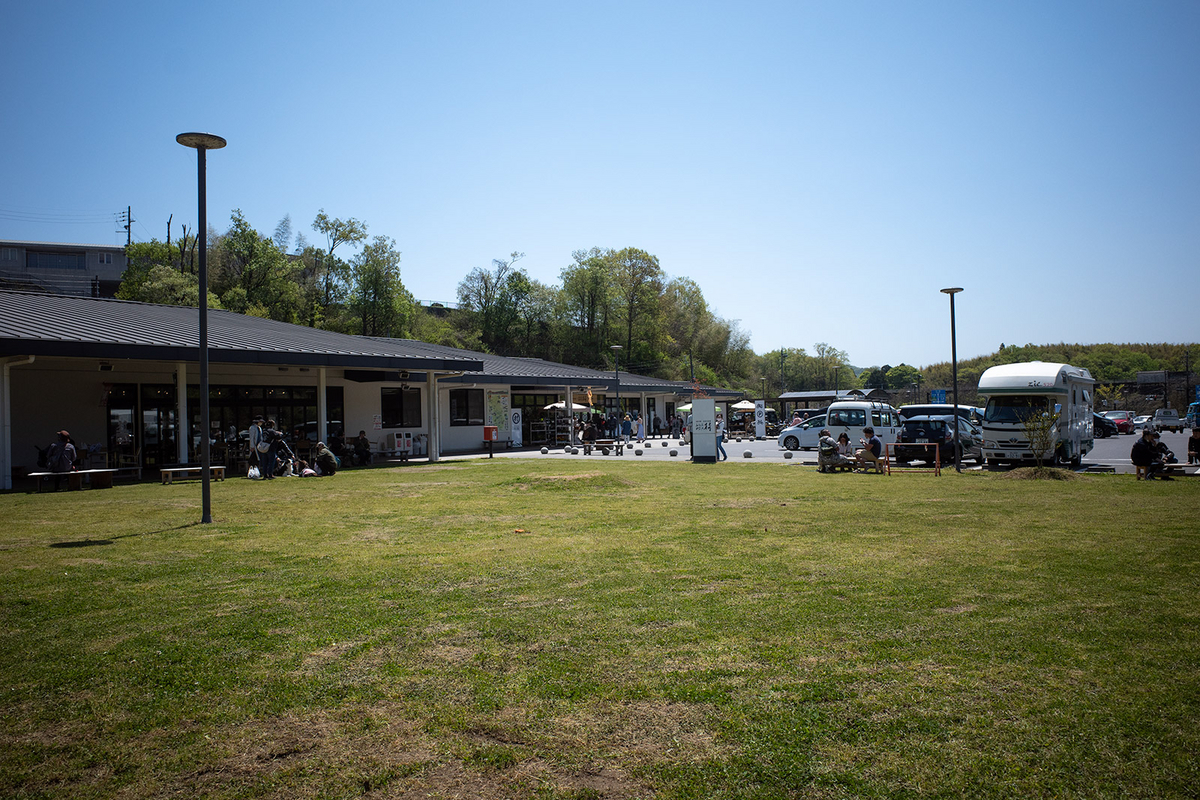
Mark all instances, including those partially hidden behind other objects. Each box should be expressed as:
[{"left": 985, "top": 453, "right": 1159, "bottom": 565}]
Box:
[{"left": 3, "top": 1, "right": 1197, "bottom": 368}]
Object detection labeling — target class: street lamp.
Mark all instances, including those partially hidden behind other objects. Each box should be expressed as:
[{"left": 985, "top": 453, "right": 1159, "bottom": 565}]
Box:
[
  {"left": 610, "top": 345, "right": 622, "bottom": 421},
  {"left": 941, "top": 287, "right": 963, "bottom": 472},
  {"left": 177, "top": 132, "right": 226, "bottom": 523}
]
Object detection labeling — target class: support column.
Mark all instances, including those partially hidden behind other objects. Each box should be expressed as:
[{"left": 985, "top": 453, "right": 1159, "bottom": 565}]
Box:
[
  {"left": 566, "top": 384, "right": 574, "bottom": 444},
  {"left": 428, "top": 374, "right": 440, "bottom": 463},
  {"left": 1, "top": 356, "right": 34, "bottom": 491},
  {"left": 317, "top": 368, "right": 328, "bottom": 444},
  {"left": 176, "top": 362, "right": 188, "bottom": 464}
]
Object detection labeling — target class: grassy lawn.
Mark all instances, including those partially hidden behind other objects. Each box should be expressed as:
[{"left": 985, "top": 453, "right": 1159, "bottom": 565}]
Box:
[{"left": 1, "top": 461, "right": 1197, "bottom": 799}]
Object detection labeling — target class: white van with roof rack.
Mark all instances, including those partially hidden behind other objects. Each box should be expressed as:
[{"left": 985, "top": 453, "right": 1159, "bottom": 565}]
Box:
[{"left": 777, "top": 400, "right": 901, "bottom": 451}]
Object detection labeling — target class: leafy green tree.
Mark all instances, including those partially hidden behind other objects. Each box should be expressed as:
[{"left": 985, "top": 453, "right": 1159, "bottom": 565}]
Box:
[
  {"left": 309, "top": 210, "right": 368, "bottom": 325},
  {"left": 117, "top": 264, "right": 221, "bottom": 308},
  {"left": 348, "top": 236, "right": 413, "bottom": 337},
  {"left": 456, "top": 252, "right": 526, "bottom": 354},
  {"left": 559, "top": 248, "right": 615, "bottom": 363},
  {"left": 211, "top": 210, "right": 302, "bottom": 321},
  {"left": 886, "top": 364, "right": 924, "bottom": 390},
  {"left": 610, "top": 247, "right": 663, "bottom": 359}
]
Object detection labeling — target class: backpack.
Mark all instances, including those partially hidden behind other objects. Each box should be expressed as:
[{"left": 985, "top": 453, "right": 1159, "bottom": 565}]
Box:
[{"left": 34, "top": 444, "right": 49, "bottom": 469}]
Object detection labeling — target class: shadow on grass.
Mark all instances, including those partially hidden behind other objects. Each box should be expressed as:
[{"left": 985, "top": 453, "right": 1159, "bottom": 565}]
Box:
[{"left": 49, "top": 521, "right": 205, "bottom": 549}]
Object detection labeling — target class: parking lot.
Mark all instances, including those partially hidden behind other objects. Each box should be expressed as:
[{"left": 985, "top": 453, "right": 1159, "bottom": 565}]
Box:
[{"left": 453, "top": 429, "right": 1197, "bottom": 476}]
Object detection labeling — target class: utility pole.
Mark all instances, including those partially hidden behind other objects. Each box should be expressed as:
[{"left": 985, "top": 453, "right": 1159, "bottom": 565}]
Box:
[{"left": 120, "top": 206, "right": 134, "bottom": 247}]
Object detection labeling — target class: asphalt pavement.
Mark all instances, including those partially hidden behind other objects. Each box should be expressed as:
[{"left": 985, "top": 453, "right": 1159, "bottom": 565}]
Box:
[{"left": 445, "top": 429, "right": 1199, "bottom": 476}]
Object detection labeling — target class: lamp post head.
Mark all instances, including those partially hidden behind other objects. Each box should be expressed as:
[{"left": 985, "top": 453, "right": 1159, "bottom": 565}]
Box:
[
  {"left": 176, "top": 132, "right": 227, "bottom": 150},
  {"left": 940, "top": 287, "right": 964, "bottom": 295},
  {"left": 610, "top": 344, "right": 622, "bottom": 351}
]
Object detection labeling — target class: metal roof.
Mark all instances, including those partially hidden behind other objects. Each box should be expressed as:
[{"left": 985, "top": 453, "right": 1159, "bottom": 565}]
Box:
[
  {"left": 0, "top": 239, "right": 126, "bottom": 251},
  {"left": 368, "top": 337, "right": 741, "bottom": 397},
  {"left": 0, "top": 290, "right": 484, "bottom": 371}
]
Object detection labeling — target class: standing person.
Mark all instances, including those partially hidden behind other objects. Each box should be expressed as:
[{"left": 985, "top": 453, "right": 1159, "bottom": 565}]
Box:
[
  {"left": 261, "top": 419, "right": 280, "bottom": 480},
  {"left": 354, "top": 431, "right": 372, "bottom": 465},
  {"left": 715, "top": 413, "right": 728, "bottom": 461},
  {"left": 248, "top": 416, "right": 266, "bottom": 479},
  {"left": 45, "top": 430, "right": 77, "bottom": 490},
  {"left": 1188, "top": 427, "right": 1200, "bottom": 465},
  {"left": 636, "top": 415, "right": 645, "bottom": 443},
  {"left": 621, "top": 414, "right": 632, "bottom": 444}
]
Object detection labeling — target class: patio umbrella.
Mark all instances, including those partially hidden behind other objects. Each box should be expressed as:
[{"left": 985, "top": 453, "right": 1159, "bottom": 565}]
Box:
[
  {"left": 676, "top": 403, "right": 693, "bottom": 413},
  {"left": 731, "top": 400, "right": 757, "bottom": 410},
  {"left": 543, "top": 401, "right": 592, "bottom": 412}
]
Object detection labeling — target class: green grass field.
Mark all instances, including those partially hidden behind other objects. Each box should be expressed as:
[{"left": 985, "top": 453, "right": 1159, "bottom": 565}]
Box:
[{"left": 2, "top": 461, "right": 1198, "bottom": 799}]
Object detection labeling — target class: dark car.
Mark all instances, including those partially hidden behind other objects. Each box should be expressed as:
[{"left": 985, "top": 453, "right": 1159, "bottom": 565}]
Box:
[
  {"left": 1093, "top": 413, "right": 1119, "bottom": 439},
  {"left": 894, "top": 415, "right": 980, "bottom": 466}
]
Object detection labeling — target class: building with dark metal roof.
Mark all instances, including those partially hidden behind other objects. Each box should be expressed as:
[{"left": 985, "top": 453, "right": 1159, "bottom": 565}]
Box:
[{"left": 1, "top": 291, "right": 743, "bottom": 487}]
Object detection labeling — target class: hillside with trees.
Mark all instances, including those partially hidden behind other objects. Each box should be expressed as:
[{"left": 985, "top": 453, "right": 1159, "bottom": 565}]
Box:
[{"left": 115, "top": 210, "right": 1195, "bottom": 410}]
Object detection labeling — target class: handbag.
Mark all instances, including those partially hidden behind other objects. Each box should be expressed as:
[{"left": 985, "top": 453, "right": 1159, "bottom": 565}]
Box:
[{"left": 256, "top": 441, "right": 270, "bottom": 453}]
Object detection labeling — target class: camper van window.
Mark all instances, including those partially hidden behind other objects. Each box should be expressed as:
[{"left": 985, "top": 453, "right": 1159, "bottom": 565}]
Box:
[
  {"left": 872, "top": 410, "right": 882, "bottom": 427},
  {"left": 984, "top": 396, "right": 1048, "bottom": 423}
]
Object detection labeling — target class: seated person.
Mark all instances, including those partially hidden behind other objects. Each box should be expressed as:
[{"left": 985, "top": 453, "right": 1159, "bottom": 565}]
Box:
[
  {"left": 314, "top": 442, "right": 338, "bottom": 476},
  {"left": 854, "top": 427, "right": 884, "bottom": 471},
  {"left": 297, "top": 459, "right": 318, "bottom": 477},
  {"left": 1189, "top": 428, "right": 1200, "bottom": 465},
  {"left": 581, "top": 421, "right": 598, "bottom": 453},
  {"left": 1152, "top": 432, "right": 1177, "bottom": 463},
  {"left": 817, "top": 429, "right": 853, "bottom": 472},
  {"left": 1131, "top": 429, "right": 1169, "bottom": 480},
  {"left": 836, "top": 432, "right": 855, "bottom": 458},
  {"left": 353, "top": 431, "right": 372, "bottom": 465}
]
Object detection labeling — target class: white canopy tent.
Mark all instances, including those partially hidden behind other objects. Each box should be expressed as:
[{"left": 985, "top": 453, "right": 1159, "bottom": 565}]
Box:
[{"left": 543, "top": 401, "right": 593, "bottom": 412}]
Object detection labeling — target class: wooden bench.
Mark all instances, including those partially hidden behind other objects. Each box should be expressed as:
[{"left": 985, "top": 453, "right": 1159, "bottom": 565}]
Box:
[
  {"left": 28, "top": 469, "right": 118, "bottom": 492},
  {"left": 161, "top": 466, "right": 227, "bottom": 485},
  {"left": 1136, "top": 463, "right": 1186, "bottom": 480}
]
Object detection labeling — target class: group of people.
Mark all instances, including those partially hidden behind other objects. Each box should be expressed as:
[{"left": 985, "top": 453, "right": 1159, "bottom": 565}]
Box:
[
  {"left": 247, "top": 416, "right": 338, "bottom": 479},
  {"left": 582, "top": 412, "right": 684, "bottom": 444},
  {"left": 817, "top": 427, "right": 884, "bottom": 473},
  {"left": 1131, "top": 427, "right": 1189, "bottom": 480}
]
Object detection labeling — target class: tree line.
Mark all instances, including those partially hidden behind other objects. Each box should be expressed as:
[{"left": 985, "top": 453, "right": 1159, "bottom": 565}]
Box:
[{"left": 116, "top": 211, "right": 1196, "bottom": 404}]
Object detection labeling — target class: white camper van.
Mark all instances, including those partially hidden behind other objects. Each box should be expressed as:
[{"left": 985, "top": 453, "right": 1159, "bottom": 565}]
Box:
[{"left": 977, "top": 362, "right": 1095, "bottom": 467}]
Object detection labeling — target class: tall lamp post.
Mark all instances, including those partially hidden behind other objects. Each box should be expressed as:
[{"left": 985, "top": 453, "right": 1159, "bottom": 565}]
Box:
[
  {"left": 610, "top": 344, "right": 622, "bottom": 422},
  {"left": 941, "top": 287, "right": 964, "bottom": 472},
  {"left": 176, "top": 132, "right": 226, "bottom": 523}
]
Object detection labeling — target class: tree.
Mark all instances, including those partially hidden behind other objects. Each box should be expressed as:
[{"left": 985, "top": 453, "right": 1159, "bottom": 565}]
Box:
[
  {"left": 456, "top": 252, "right": 526, "bottom": 354},
  {"left": 309, "top": 210, "right": 368, "bottom": 325},
  {"left": 211, "top": 210, "right": 302, "bottom": 321},
  {"left": 348, "top": 236, "right": 413, "bottom": 337},
  {"left": 1022, "top": 405, "right": 1060, "bottom": 469},
  {"left": 886, "top": 364, "right": 924, "bottom": 391},
  {"left": 610, "top": 247, "right": 663, "bottom": 357},
  {"left": 559, "top": 248, "right": 615, "bottom": 363}
]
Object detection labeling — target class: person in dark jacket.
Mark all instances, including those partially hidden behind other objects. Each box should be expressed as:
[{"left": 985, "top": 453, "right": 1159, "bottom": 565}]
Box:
[
  {"left": 314, "top": 442, "right": 338, "bottom": 476},
  {"left": 1131, "top": 429, "right": 1170, "bottom": 480}
]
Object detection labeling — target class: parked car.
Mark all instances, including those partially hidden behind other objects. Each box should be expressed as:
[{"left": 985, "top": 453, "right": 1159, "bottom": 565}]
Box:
[
  {"left": 1103, "top": 410, "right": 1136, "bottom": 434},
  {"left": 897, "top": 404, "right": 984, "bottom": 423},
  {"left": 1133, "top": 415, "right": 1151, "bottom": 429},
  {"left": 893, "top": 415, "right": 981, "bottom": 465},
  {"left": 777, "top": 415, "right": 826, "bottom": 451},
  {"left": 1151, "top": 408, "right": 1185, "bottom": 433},
  {"left": 1092, "top": 413, "right": 1119, "bottom": 439}
]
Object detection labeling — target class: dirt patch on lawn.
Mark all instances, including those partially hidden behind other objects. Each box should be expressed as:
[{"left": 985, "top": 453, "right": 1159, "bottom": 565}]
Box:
[{"left": 998, "top": 467, "right": 1083, "bottom": 481}]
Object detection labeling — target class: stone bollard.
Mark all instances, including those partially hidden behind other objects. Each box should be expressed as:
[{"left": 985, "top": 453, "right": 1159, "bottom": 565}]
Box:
[
  {"left": 635, "top": 449, "right": 643, "bottom": 456},
  {"left": 743, "top": 450, "right": 753, "bottom": 458},
  {"left": 540, "top": 447, "right": 549, "bottom": 455},
  {"left": 669, "top": 449, "right": 678, "bottom": 457},
  {"left": 784, "top": 451, "right": 793, "bottom": 459}
]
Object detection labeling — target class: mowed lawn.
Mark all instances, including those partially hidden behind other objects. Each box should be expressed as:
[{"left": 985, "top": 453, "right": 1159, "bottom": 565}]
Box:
[{"left": 1, "top": 461, "right": 1198, "bottom": 799}]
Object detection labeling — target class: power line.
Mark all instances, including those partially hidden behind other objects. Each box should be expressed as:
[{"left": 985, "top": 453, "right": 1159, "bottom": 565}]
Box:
[{"left": 0, "top": 204, "right": 120, "bottom": 224}]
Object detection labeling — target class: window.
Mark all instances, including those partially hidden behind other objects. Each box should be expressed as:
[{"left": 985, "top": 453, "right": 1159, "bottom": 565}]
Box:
[
  {"left": 381, "top": 387, "right": 422, "bottom": 428},
  {"left": 27, "top": 251, "right": 85, "bottom": 270},
  {"left": 449, "top": 388, "right": 485, "bottom": 426},
  {"left": 0, "top": 247, "right": 17, "bottom": 261},
  {"left": 97, "top": 252, "right": 113, "bottom": 264}
]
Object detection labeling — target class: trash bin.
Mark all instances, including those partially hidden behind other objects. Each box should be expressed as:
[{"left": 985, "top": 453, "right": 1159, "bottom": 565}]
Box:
[{"left": 483, "top": 426, "right": 499, "bottom": 442}]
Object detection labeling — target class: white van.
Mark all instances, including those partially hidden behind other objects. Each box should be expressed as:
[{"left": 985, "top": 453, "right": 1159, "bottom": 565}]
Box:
[
  {"left": 977, "top": 361, "right": 1094, "bottom": 467},
  {"left": 778, "top": 400, "right": 902, "bottom": 451}
]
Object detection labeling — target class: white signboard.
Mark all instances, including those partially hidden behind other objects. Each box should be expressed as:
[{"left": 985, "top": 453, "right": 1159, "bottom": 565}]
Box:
[
  {"left": 692, "top": 398, "right": 717, "bottom": 463},
  {"left": 755, "top": 400, "right": 765, "bottom": 439},
  {"left": 511, "top": 409, "right": 523, "bottom": 447}
]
